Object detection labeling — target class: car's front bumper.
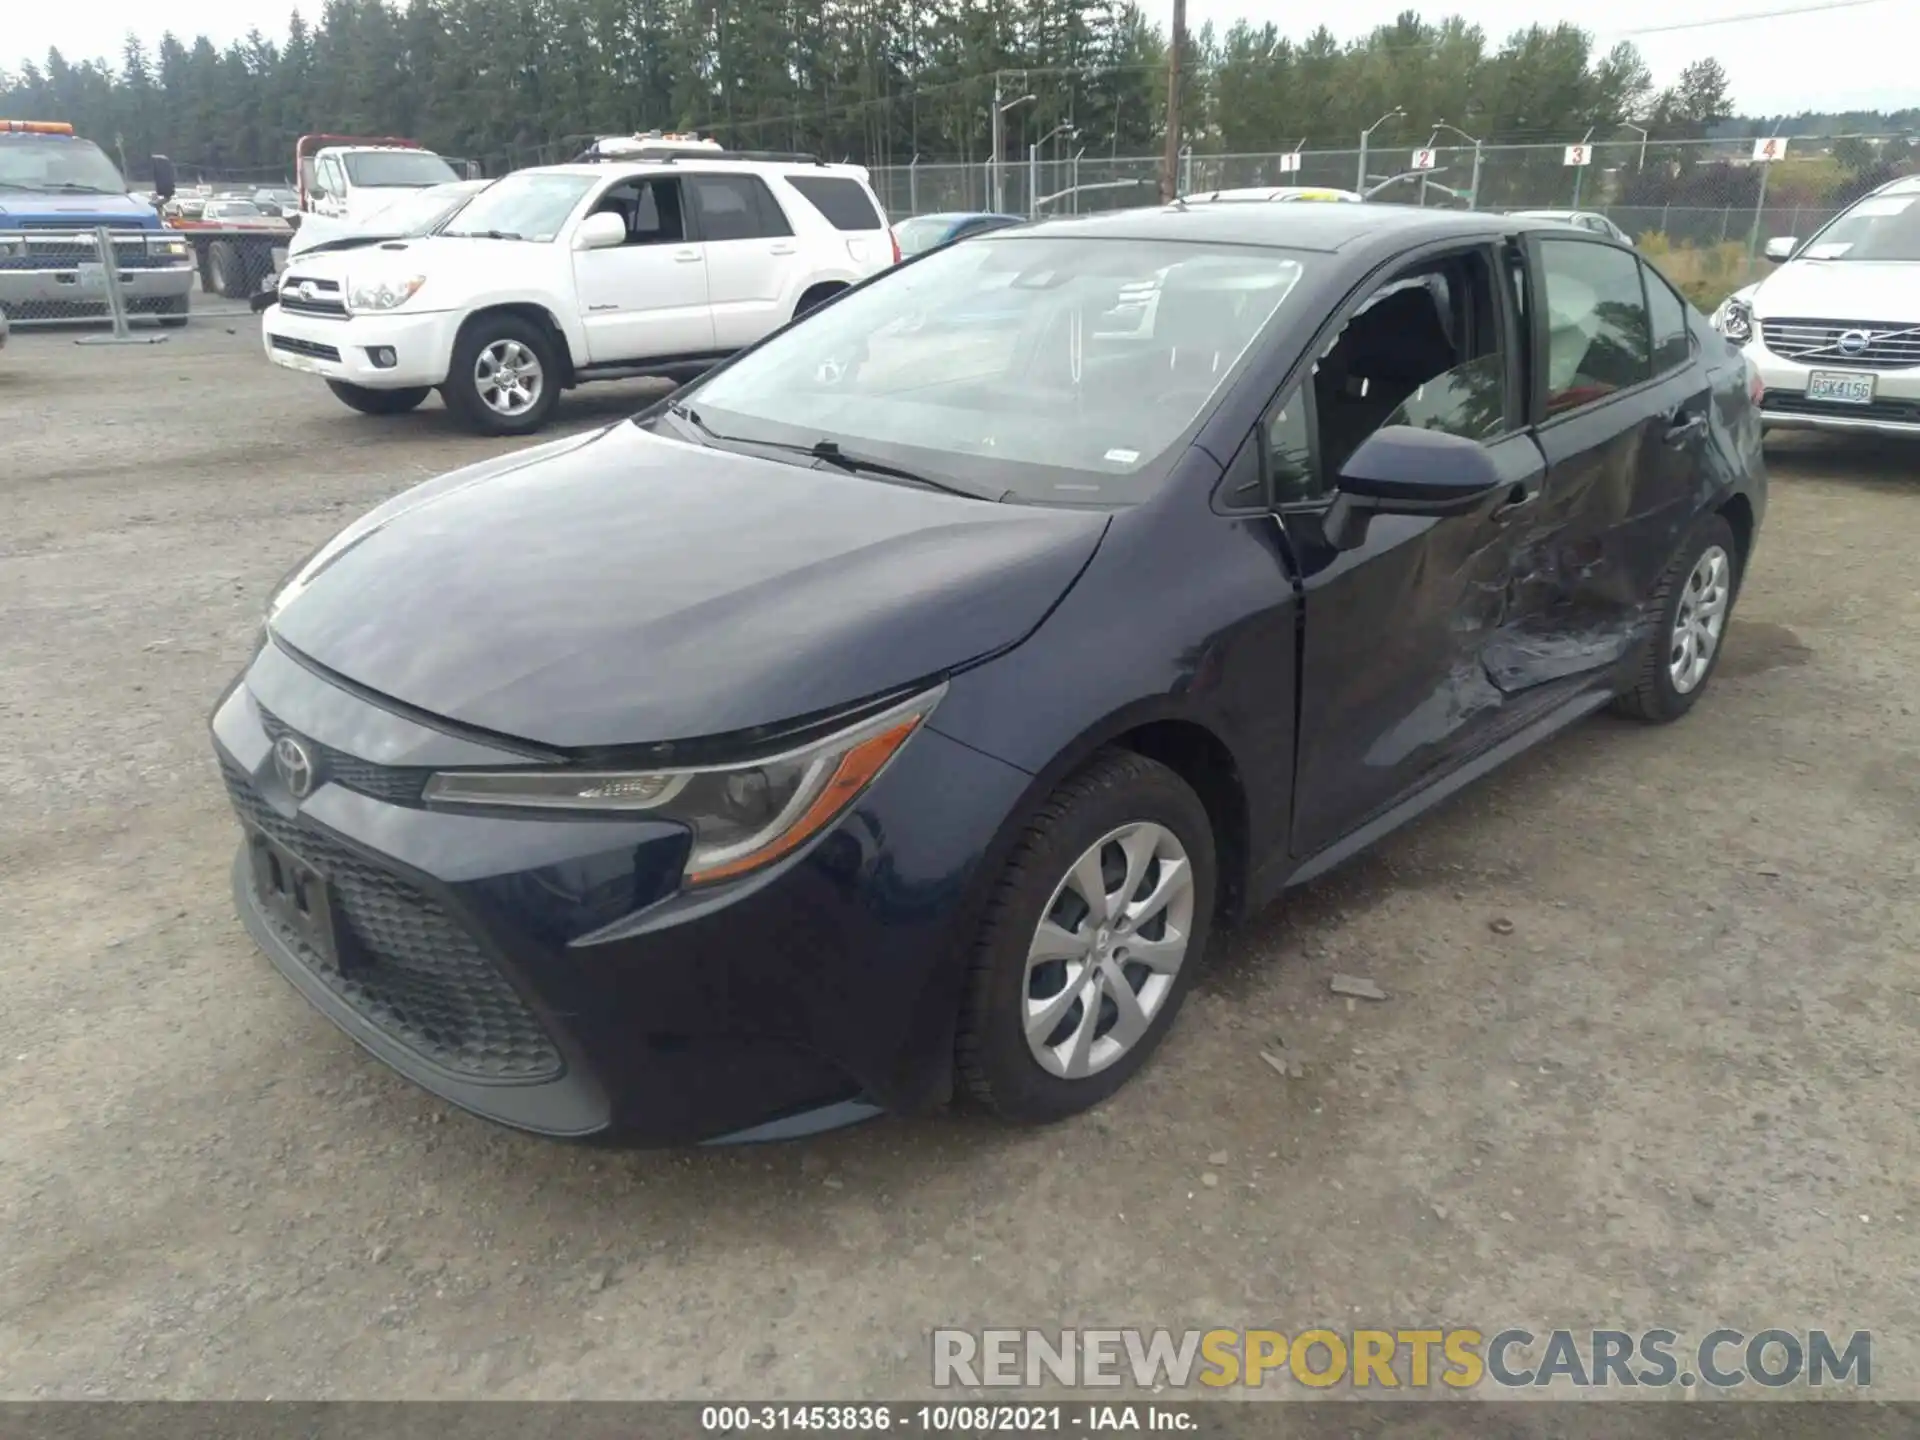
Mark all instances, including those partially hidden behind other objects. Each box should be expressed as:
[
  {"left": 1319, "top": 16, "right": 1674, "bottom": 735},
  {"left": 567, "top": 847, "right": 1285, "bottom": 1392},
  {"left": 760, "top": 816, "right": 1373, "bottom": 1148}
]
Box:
[
  {"left": 1748, "top": 340, "right": 1920, "bottom": 437},
  {"left": 0, "top": 262, "right": 194, "bottom": 308},
  {"left": 260, "top": 302, "right": 461, "bottom": 388},
  {"left": 211, "top": 640, "right": 1031, "bottom": 1144}
]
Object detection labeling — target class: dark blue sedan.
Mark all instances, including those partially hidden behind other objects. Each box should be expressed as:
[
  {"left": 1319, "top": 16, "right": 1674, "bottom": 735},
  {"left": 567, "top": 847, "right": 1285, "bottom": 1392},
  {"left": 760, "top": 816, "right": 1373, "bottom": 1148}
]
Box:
[
  {"left": 213, "top": 203, "right": 1765, "bottom": 1143},
  {"left": 892, "top": 211, "right": 1025, "bottom": 257}
]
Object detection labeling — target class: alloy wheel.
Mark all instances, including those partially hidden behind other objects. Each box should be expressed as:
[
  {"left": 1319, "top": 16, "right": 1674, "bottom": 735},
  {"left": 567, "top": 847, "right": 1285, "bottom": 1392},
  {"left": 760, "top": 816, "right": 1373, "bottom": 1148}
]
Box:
[
  {"left": 1022, "top": 822, "right": 1195, "bottom": 1079},
  {"left": 1669, "top": 543, "right": 1732, "bottom": 695},
  {"left": 474, "top": 339, "right": 543, "bottom": 417}
]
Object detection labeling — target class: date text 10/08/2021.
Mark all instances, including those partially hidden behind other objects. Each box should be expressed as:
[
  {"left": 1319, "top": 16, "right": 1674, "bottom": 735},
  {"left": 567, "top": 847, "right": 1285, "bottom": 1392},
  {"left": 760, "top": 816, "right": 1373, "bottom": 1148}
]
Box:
[{"left": 702, "top": 1406, "right": 1192, "bottom": 1432}]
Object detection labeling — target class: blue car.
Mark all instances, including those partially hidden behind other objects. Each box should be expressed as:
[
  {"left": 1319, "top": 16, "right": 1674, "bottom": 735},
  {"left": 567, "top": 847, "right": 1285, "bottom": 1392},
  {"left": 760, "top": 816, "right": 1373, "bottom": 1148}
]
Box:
[
  {"left": 214, "top": 204, "right": 1765, "bottom": 1144},
  {"left": 892, "top": 211, "right": 1024, "bottom": 258}
]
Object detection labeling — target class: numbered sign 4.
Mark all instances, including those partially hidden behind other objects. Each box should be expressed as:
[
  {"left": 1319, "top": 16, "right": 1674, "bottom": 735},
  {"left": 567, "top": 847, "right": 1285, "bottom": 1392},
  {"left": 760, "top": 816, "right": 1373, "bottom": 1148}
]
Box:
[{"left": 1752, "top": 137, "right": 1789, "bottom": 162}]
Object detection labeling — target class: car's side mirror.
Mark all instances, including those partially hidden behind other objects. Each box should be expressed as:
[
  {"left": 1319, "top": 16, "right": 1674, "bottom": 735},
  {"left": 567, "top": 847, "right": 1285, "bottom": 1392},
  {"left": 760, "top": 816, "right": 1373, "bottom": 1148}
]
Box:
[
  {"left": 1764, "top": 236, "right": 1797, "bottom": 262},
  {"left": 1318, "top": 425, "right": 1507, "bottom": 551},
  {"left": 150, "top": 155, "right": 176, "bottom": 202},
  {"left": 575, "top": 211, "right": 628, "bottom": 251}
]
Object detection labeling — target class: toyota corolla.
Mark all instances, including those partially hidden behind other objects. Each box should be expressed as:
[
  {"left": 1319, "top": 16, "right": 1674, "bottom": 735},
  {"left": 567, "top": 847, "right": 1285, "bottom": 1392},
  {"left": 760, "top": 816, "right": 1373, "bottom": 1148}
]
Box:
[{"left": 213, "top": 204, "right": 1765, "bottom": 1144}]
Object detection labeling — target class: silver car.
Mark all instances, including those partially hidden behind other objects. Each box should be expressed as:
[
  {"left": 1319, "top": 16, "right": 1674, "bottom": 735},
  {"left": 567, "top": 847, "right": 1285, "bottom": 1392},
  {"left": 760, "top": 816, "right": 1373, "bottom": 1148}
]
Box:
[{"left": 1509, "top": 209, "right": 1633, "bottom": 245}]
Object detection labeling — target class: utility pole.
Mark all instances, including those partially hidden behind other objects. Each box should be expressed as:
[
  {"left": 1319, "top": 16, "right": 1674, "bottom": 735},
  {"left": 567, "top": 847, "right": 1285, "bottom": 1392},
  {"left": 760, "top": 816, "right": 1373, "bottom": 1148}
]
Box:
[
  {"left": 992, "top": 73, "right": 1004, "bottom": 214},
  {"left": 1161, "top": 0, "right": 1185, "bottom": 202}
]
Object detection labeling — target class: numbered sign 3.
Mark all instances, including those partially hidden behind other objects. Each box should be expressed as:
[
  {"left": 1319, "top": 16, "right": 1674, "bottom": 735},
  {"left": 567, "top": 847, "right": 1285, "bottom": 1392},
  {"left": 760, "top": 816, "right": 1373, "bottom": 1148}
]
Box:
[{"left": 1563, "top": 144, "right": 1593, "bottom": 167}]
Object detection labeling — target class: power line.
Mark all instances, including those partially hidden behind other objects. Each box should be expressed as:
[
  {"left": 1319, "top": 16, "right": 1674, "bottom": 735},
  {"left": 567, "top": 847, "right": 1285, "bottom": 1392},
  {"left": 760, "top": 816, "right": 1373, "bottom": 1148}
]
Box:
[{"left": 1601, "top": 0, "right": 1892, "bottom": 36}]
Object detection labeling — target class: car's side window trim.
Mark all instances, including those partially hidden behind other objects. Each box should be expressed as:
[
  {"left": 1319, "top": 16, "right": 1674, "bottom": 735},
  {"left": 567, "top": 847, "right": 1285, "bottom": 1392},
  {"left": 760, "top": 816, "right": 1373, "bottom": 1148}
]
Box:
[
  {"left": 1638, "top": 257, "right": 1700, "bottom": 377},
  {"left": 1524, "top": 231, "right": 1666, "bottom": 432}
]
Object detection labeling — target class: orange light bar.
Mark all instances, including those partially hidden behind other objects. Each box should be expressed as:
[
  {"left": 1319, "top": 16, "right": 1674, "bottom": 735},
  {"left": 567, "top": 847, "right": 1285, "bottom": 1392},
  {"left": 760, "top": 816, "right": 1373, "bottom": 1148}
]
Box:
[{"left": 1, "top": 120, "right": 76, "bottom": 135}]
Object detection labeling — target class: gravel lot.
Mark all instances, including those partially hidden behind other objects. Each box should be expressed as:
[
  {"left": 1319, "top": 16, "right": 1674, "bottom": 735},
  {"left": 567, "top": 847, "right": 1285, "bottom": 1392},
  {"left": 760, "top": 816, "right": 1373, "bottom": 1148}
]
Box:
[{"left": 2, "top": 323, "right": 1916, "bottom": 1400}]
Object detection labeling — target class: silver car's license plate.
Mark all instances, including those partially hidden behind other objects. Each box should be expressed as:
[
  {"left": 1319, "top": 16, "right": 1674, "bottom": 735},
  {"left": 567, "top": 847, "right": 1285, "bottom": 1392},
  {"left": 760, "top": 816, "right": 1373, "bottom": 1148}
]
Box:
[{"left": 1806, "top": 370, "right": 1875, "bottom": 405}]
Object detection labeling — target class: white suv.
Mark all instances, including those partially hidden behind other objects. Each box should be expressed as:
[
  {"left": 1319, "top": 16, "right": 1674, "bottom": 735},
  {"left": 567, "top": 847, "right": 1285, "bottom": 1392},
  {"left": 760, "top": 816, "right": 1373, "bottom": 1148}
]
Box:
[
  {"left": 260, "top": 145, "right": 898, "bottom": 434},
  {"left": 1713, "top": 172, "right": 1920, "bottom": 440}
]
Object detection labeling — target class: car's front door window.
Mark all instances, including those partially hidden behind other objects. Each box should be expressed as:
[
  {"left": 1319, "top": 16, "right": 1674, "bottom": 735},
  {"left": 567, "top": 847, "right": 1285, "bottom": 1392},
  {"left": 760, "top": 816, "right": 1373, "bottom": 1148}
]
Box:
[{"left": 1538, "top": 238, "right": 1652, "bottom": 415}]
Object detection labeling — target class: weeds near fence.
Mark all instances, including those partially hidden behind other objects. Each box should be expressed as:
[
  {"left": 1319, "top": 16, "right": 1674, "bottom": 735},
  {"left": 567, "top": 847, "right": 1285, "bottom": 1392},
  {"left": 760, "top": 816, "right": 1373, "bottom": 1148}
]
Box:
[{"left": 1639, "top": 232, "right": 1763, "bottom": 312}]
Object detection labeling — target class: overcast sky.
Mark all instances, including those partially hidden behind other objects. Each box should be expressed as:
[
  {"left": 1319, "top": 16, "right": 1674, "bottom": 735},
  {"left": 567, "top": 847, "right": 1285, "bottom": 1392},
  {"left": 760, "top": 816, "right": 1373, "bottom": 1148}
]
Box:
[{"left": 4, "top": 0, "right": 1906, "bottom": 118}]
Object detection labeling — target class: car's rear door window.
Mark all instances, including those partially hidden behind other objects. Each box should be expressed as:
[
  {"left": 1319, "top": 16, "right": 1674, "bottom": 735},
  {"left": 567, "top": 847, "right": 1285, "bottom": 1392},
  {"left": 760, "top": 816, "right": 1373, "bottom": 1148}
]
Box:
[
  {"left": 1537, "top": 238, "right": 1652, "bottom": 416},
  {"left": 1642, "top": 262, "right": 1693, "bottom": 375},
  {"left": 688, "top": 174, "right": 792, "bottom": 241},
  {"left": 784, "top": 175, "right": 884, "bottom": 231}
]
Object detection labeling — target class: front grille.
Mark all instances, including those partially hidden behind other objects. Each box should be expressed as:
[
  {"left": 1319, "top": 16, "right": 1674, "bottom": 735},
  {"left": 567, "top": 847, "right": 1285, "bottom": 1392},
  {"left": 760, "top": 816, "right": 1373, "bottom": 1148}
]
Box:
[
  {"left": 279, "top": 274, "right": 348, "bottom": 319},
  {"left": 1765, "top": 392, "right": 1920, "bottom": 425},
  {"left": 255, "top": 706, "right": 430, "bottom": 806},
  {"left": 223, "top": 758, "right": 564, "bottom": 1081},
  {"left": 0, "top": 232, "right": 152, "bottom": 268},
  {"left": 269, "top": 333, "right": 342, "bottom": 363},
  {"left": 1761, "top": 318, "right": 1920, "bottom": 371}
]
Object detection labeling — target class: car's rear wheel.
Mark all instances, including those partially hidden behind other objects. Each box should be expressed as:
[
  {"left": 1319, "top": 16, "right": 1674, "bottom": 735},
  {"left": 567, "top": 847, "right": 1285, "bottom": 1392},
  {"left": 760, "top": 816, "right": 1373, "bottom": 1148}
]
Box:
[
  {"left": 957, "top": 750, "right": 1216, "bottom": 1123},
  {"left": 1612, "top": 513, "right": 1740, "bottom": 723},
  {"left": 442, "top": 315, "right": 559, "bottom": 436},
  {"left": 326, "top": 380, "right": 430, "bottom": 416}
]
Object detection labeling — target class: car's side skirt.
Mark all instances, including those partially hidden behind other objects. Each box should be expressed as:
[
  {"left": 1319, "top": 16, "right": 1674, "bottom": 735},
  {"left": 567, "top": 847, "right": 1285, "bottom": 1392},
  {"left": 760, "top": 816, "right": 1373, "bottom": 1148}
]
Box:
[{"left": 1253, "top": 682, "right": 1616, "bottom": 905}]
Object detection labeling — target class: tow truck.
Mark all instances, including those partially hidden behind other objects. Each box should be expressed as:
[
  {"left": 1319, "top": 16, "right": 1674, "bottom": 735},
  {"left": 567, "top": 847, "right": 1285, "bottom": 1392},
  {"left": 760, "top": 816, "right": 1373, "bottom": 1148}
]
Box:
[
  {"left": 0, "top": 120, "right": 195, "bottom": 325},
  {"left": 296, "top": 134, "right": 464, "bottom": 225}
]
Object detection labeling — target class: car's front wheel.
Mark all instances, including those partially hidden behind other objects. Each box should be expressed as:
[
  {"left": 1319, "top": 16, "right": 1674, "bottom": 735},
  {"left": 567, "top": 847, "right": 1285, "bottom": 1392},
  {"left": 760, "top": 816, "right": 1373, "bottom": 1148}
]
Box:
[
  {"left": 1612, "top": 512, "right": 1740, "bottom": 723},
  {"left": 326, "top": 380, "right": 430, "bottom": 415},
  {"left": 442, "top": 315, "right": 560, "bottom": 436},
  {"left": 958, "top": 750, "right": 1217, "bottom": 1123}
]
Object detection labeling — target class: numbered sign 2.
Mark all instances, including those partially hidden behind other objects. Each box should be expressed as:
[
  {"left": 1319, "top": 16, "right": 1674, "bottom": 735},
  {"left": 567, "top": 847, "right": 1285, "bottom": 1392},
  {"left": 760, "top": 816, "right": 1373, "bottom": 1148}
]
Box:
[
  {"left": 1563, "top": 144, "right": 1593, "bottom": 167},
  {"left": 1278, "top": 151, "right": 1302, "bottom": 174},
  {"left": 1752, "top": 136, "right": 1789, "bottom": 162},
  {"left": 1410, "top": 149, "right": 1438, "bottom": 171}
]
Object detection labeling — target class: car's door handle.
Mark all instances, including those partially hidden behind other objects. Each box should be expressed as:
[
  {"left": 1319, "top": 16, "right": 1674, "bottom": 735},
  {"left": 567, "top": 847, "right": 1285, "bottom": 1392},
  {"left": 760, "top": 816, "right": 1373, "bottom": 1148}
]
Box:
[
  {"left": 1492, "top": 486, "right": 1539, "bottom": 524},
  {"left": 674, "top": 249, "right": 701, "bottom": 264},
  {"left": 769, "top": 242, "right": 797, "bottom": 255},
  {"left": 1664, "top": 413, "right": 1708, "bottom": 446}
]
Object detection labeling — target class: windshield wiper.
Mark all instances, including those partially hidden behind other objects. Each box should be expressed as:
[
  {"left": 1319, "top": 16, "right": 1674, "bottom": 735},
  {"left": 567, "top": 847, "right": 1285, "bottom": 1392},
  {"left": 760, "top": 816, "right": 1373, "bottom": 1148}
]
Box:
[
  {"left": 39, "top": 182, "right": 121, "bottom": 194},
  {"left": 663, "top": 405, "right": 987, "bottom": 501},
  {"left": 441, "top": 227, "right": 524, "bottom": 240}
]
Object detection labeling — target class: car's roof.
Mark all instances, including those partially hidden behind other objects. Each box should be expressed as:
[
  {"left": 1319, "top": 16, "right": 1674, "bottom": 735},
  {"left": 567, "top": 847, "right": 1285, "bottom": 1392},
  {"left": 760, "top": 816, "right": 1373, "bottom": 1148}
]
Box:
[
  {"left": 905, "top": 211, "right": 1021, "bottom": 224},
  {"left": 1876, "top": 173, "right": 1920, "bottom": 196},
  {"left": 520, "top": 159, "right": 874, "bottom": 182},
  {"left": 1005, "top": 202, "right": 1515, "bottom": 253}
]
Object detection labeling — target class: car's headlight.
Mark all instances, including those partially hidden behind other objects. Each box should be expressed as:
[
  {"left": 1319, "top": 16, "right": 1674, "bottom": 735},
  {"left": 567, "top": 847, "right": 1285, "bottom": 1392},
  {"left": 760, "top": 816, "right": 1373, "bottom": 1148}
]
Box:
[
  {"left": 1712, "top": 296, "right": 1754, "bottom": 344},
  {"left": 423, "top": 686, "right": 946, "bottom": 886},
  {"left": 347, "top": 273, "right": 426, "bottom": 312},
  {"left": 148, "top": 237, "right": 190, "bottom": 258}
]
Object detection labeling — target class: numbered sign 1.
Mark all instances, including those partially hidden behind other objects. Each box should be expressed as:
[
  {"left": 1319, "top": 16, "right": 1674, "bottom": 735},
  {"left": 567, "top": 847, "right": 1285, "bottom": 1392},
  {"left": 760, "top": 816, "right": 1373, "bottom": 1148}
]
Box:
[
  {"left": 1410, "top": 149, "right": 1438, "bottom": 172},
  {"left": 1563, "top": 144, "right": 1593, "bottom": 167},
  {"left": 1752, "top": 136, "right": 1789, "bottom": 162},
  {"left": 1278, "top": 151, "right": 1302, "bottom": 173}
]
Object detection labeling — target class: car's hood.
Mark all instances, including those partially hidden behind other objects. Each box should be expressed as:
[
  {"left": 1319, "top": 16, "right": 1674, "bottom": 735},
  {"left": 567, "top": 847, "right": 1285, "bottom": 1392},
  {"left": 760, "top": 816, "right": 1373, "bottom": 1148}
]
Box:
[
  {"left": 0, "top": 192, "right": 152, "bottom": 223},
  {"left": 267, "top": 423, "right": 1109, "bottom": 749},
  {"left": 1753, "top": 260, "right": 1920, "bottom": 323},
  {"left": 281, "top": 233, "right": 524, "bottom": 284}
]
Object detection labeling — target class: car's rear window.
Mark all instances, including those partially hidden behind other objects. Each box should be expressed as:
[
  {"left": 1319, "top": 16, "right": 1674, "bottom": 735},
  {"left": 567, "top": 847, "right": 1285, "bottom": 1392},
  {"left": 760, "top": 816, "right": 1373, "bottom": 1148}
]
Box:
[{"left": 784, "top": 175, "right": 884, "bottom": 232}]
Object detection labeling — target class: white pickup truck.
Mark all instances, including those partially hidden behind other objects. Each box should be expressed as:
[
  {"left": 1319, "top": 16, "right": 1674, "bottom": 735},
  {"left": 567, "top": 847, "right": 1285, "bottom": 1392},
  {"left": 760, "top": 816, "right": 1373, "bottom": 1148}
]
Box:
[{"left": 262, "top": 137, "right": 899, "bottom": 434}]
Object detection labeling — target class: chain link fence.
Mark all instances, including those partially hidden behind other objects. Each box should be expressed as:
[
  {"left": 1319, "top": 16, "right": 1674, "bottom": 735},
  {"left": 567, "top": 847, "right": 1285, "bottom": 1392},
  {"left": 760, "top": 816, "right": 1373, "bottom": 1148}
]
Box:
[
  {"left": 1, "top": 223, "right": 283, "bottom": 334},
  {"left": 872, "top": 134, "right": 1914, "bottom": 307}
]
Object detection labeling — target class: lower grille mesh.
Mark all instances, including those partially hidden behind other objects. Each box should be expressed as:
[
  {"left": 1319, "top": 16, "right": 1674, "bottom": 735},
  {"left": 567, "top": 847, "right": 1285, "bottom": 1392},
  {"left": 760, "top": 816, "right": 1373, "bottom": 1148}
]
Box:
[{"left": 223, "top": 759, "right": 563, "bottom": 1081}]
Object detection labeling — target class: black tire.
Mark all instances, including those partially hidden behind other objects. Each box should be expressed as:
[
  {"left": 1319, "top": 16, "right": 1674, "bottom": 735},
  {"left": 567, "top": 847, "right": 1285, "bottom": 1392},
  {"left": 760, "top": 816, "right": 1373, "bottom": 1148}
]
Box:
[
  {"left": 326, "top": 380, "right": 431, "bottom": 416},
  {"left": 207, "top": 240, "right": 249, "bottom": 299},
  {"left": 441, "top": 313, "right": 560, "bottom": 436},
  {"left": 957, "top": 750, "right": 1217, "bottom": 1124},
  {"left": 1611, "top": 512, "right": 1741, "bottom": 723}
]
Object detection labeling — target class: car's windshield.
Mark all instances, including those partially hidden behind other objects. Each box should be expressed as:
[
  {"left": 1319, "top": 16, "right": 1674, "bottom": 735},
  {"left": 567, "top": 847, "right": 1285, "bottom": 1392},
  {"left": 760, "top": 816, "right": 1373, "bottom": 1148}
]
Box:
[
  {"left": 343, "top": 150, "right": 459, "bottom": 188},
  {"left": 441, "top": 173, "right": 594, "bottom": 241},
  {"left": 0, "top": 135, "right": 127, "bottom": 193},
  {"left": 893, "top": 215, "right": 961, "bottom": 256},
  {"left": 1798, "top": 186, "right": 1920, "bottom": 262},
  {"left": 681, "top": 235, "right": 1309, "bottom": 506},
  {"left": 363, "top": 183, "right": 483, "bottom": 234},
  {"left": 210, "top": 200, "right": 263, "bottom": 216}
]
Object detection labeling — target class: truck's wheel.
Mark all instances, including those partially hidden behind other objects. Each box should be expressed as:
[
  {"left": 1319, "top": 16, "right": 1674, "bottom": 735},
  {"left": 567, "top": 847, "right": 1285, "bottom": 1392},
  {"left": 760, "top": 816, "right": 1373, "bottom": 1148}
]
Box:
[
  {"left": 326, "top": 381, "right": 431, "bottom": 416},
  {"left": 208, "top": 241, "right": 249, "bottom": 300},
  {"left": 442, "top": 314, "right": 560, "bottom": 436}
]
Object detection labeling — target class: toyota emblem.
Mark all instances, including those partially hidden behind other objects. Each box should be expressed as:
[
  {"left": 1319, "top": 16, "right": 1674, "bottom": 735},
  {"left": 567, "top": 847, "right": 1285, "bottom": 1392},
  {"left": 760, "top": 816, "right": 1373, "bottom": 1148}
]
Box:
[
  {"left": 273, "top": 735, "right": 316, "bottom": 799},
  {"left": 1837, "top": 329, "right": 1871, "bottom": 356},
  {"left": 297, "top": 280, "right": 318, "bottom": 302}
]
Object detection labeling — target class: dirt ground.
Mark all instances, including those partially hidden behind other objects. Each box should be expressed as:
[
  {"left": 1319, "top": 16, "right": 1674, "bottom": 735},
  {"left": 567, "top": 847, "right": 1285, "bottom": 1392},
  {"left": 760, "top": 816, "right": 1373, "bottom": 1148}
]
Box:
[{"left": 1, "top": 322, "right": 1915, "bottom": 1401}]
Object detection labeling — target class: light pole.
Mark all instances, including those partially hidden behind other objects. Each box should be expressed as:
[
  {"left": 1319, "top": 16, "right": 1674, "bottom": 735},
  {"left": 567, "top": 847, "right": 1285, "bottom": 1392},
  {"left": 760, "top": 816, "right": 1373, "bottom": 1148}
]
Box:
[
  {"left": 1571, "top": 125, "right": 1595, "bottom": 207},
  {"left": 990, "top": 79, "right": 1036, "bottom": 214},
  {"left": 1623, "top": 121, "right": 1649, "bottom": 171},
  {"left": 1030, "top": 123, "right": 1077, "bottom": 217},
  {"left": 1357, "top": 106, "right": 1404, "bottom": 193},
  {"left": 1428, "top": 120, "right": 1482, "bottom": 208}
]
